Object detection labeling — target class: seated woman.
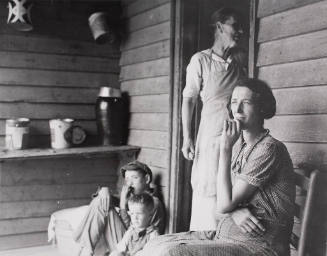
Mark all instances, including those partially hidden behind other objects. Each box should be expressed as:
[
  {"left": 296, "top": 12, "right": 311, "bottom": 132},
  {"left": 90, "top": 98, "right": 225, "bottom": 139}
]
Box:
[{"left": 138, "top": 78, "right": 295, "bottom": 256}]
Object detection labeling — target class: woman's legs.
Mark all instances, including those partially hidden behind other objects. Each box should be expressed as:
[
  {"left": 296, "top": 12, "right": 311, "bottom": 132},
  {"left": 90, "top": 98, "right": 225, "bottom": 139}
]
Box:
[
  {"left": 163, "top": 241, "right": 253, "bottom": 256},
  {"left": 141, "top": 235, "right": 253, "bottom": 256},
  {"left": 139, "top": 231, "right": 216, "bottom": 256}
]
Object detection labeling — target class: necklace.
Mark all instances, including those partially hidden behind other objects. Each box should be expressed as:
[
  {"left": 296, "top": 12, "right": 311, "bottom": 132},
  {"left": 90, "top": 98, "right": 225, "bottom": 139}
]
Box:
[{"left": 232, "top": 129, "right": 270, "bottom": 173}]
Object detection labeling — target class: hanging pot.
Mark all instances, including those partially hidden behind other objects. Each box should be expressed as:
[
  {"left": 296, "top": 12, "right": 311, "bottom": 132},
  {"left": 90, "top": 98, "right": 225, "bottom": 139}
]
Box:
[{"left": 88, "top": 12, "right": 115, "bottom": 44}]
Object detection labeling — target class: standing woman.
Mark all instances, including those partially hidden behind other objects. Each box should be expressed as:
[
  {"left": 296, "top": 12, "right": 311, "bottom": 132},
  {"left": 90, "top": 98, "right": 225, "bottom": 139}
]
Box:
[{"left": 181, "top": 7, "right": 247, "bottom": 230}]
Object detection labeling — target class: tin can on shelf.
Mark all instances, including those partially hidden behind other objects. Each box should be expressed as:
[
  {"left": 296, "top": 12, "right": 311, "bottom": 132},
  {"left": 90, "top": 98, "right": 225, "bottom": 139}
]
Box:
[
  {"left": 5, "top": 118, "right": 30, "bottom": 150},
  {"left": 49, "top": 118, "right": 74, "bottom": 149}
]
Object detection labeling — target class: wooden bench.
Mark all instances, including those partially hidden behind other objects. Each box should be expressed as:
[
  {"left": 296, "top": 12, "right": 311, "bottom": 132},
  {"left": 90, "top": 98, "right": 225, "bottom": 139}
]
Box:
[{"left": 291, "top": 167, "right": 322, "bottom": 256}]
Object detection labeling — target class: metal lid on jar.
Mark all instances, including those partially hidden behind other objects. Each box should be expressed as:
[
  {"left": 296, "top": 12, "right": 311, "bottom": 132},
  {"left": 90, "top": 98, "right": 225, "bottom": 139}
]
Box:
[
  {"left": 98, "top": 87, "right": 121, "bottom": 98},
  {"left": 6, "top": 118, "right": 30, "bottom": 127}
]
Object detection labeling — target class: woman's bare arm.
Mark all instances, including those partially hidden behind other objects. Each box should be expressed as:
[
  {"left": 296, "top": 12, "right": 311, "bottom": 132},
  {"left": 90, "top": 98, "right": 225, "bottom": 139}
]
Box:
[
  {"left": 216, "top": 120, "right": 257, "bottom": 213},
  {"left": 181, "top": 97, "right": 197, "bottom": 160}
]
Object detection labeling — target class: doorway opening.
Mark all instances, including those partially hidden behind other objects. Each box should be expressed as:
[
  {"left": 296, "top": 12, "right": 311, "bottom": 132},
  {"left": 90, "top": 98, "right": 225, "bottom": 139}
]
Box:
[{"left": 169, "top": 0, "right": 251, "bottom": 232}]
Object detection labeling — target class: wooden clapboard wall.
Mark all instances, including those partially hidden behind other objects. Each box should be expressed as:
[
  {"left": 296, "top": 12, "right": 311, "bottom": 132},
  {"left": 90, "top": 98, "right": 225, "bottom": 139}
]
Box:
[
  {"left": 253, "top": 0, "right": 327, "bottom": 253},
  {"left": 0, "top": 150, "right": 138, "bottom": 250},
  {"left": 0, "top": 1, "right": 124, "bottom": 250},
  {"left": 255, "top": 0, "right": 327, "bottom": 172},
  {"left": 0, "top": 1, "right": 120, "bottom": 147},
  {"left": 119, "top": 0, "right": 171, "bottom": 206}
]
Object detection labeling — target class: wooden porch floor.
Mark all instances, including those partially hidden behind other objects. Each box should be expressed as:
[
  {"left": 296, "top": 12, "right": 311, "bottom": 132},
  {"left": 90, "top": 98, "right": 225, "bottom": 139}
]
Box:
[{"left": 0, "top": 245, "right": 61, "bottom": 256}]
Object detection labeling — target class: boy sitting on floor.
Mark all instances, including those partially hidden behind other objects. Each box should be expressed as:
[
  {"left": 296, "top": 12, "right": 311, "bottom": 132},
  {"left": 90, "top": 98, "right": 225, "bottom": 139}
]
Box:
[
  {"left": 74, "top": 160, "right": 165, "bottom": 256},
  {"left": 48, "top": 160, "right": 165, "bottom": 256},
  {"left": 109, "top": 193, "right": 159, "bottom": 256}
]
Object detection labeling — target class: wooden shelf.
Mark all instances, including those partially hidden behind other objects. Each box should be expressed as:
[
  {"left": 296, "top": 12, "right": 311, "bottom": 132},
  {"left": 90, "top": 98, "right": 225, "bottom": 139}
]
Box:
[{"left": 0, "top": 145, "right": 140, "bottom": 161}]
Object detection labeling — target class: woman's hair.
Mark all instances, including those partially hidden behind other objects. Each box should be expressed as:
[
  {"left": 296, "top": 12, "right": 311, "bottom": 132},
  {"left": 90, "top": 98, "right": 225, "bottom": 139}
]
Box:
[
  {"left": 227, "top": 78, "right": 276, "bottom": 124},
  {"left": 210, "top": 7, "right": 242, "bottom": 26},
  {"left": 128, "top": 192, "right": 154, "bottom": 211}
]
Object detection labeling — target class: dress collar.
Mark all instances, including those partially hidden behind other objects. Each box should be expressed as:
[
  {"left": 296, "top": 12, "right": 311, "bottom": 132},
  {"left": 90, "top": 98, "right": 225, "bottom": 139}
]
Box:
[{"left": 232, "top": 129, "right": 270, "bottom": 169}]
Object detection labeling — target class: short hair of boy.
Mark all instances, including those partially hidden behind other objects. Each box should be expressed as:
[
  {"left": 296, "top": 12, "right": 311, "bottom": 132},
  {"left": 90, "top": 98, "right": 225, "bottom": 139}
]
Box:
[
  {"left": 128, "top": 193, "right": 154, "bottom": 211},
  {"left": 121, "top": 160, "right": 153, "bottom": 183}
]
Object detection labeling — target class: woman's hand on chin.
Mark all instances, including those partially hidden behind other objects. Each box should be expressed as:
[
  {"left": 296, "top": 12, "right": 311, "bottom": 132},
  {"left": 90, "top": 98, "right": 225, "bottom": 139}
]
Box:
[{"left": 220, "top": 119, "right": 241, "bottom": 150}]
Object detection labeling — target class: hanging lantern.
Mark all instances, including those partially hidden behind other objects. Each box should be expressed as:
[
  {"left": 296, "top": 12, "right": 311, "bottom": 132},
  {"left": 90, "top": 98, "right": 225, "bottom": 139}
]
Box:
[{"left": 7, "top": 0, "right": 33, "bottom": 31}]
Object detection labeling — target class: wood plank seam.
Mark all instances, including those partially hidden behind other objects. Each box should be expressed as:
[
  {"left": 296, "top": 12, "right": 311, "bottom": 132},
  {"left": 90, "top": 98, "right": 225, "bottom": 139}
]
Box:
[
  {"left": 257, "top": 0, "right": 323, "bottom": 18},
  {"left": 119, "top": 75, "right": 169, "bottom": 83},
  {"left": 124, "top": 0, "right": 171, "bottom": 18},
  {"left": 120, "top": 56, "right": 170, "bottom": 68},
  {"left": 257, "top": 55, "right": 327, "bottom": 68},
  {"left": 125, "top": 3, "right": 171, "bottom": 33},
  {"left": 258, "top": 1, "right": 327, "bottom": 43},
  {"left": 124, "top": 19, "right": 171, "bottom": 35},
  {"left": 0, "top": 67, "right": 119, "bottom": 75},
  {"left": 119, "top": 39, "right": 170, "bottom": 54}
]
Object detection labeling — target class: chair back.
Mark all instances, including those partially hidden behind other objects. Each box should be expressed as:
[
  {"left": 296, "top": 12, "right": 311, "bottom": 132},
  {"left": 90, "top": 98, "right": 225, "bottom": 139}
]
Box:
[{"left": 290, "top": 168, "right": 321, "bottom": 256}]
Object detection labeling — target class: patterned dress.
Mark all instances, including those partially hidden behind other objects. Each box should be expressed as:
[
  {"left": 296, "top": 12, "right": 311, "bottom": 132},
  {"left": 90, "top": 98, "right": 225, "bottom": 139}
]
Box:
[
  {"left": 139, "top": 132, "right": 295, "bottom": 256},
  {"left": 183, "top": 48, "right": 246, "bottom": 230}
]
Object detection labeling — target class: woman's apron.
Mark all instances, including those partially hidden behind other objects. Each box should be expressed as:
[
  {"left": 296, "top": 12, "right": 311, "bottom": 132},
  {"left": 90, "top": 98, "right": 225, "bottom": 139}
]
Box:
[{"left": 190, "top": 49, "right": 244, "bottom": 230}]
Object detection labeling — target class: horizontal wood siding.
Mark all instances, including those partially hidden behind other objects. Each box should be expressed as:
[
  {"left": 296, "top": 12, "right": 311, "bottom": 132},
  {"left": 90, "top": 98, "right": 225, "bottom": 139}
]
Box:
[
  {"left": 129, "top": 113, "right": 169, "bottom": 131},
  {"left": 120, "top": 0, "right": 171, "bottom": 206},
  {"left": 0, "top": 51, "right": 119, "bottom": 73},
  {"left": 0, "top": 217, "right": 50, "bottom": 236},
  {"left": 126, "top": 3, "right": 171, "bottom": 32},
  {"left": 0, "top": 35, "right": 119, "bottom": 57},
  {"left": 256, "top": 0, "right": 327, "bottom": 166},
  {"left": 0, "top": 1, "right": 121, "bottom": 148},
  {"left": 125, "top": 0, "right": 170, "bottom": 17},
  {"left": 267, "top": 115, "right": 327, "bottom": 142},
  {"left": 0, "top": 1, "right": 126, "bottom": 250},
  {"left": 0, "top": 155, "right": 118, "bottom": 249},
  {"left": 0, "top": 149, "right": 138, "bottom": 250},
  {"left": 258, "top": 58, "right": 327, "bottom": 88},
  {"left": 257, "top": 29, "right": 327, "bottom": 66},
  {"left": 0, "top": 232, "right": 47, "bottom": 251},
  {"left": 122, "top": 22, "right": 170, "bottom": 50},
  {"left": 257, "top": 0, "right": 322, "bottom": 18},
  {"left": 255, "top": 0, "right": 327, "bottom": 253},
  {"left": 258, "top": 1, "right": 327, "bottom": 42},
  {"left": 129, "top": 94, "right": 169, "bottom": 113},
  {"left": 273, "top": 87, "right": 327, "bottom": 115},
  {"left": 119, "top": 40, "right": 170, "bottom": 66},
  {"left": 285, "top": 143, "right": 327, "bottom": 167},
  {"left": 120, "top": 76, "right": 170, "bottom": 96}
]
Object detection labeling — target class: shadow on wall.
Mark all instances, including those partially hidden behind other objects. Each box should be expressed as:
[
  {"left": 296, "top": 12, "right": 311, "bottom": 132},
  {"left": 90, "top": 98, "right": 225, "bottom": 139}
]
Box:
[{"left": 121, "top": 91, "right": 131, "bottom": 145}]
